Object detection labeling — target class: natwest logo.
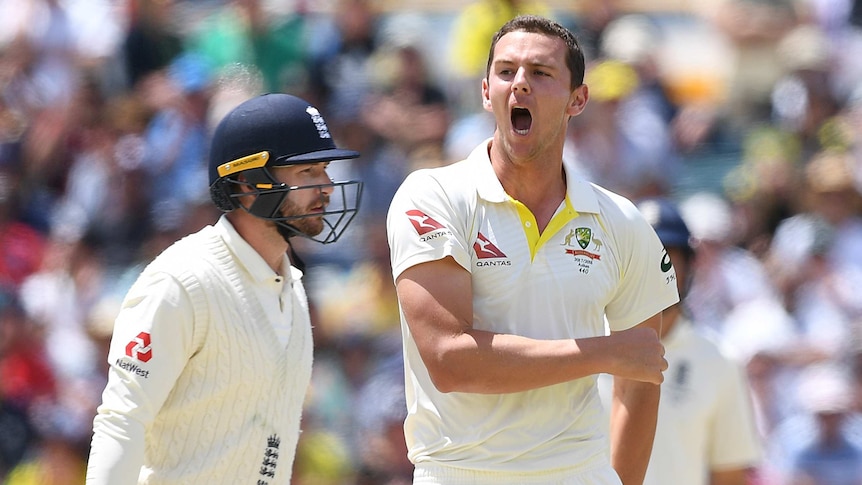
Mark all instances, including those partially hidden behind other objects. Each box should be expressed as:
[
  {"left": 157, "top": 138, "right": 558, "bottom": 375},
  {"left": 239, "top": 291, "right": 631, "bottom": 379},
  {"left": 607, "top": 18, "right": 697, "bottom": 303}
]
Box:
[
  {"left": 405, "top": 210, "right": 445, "bottom": 235},
  {"left": 125, "top": 331, "right": 153, "bottom": 363}
]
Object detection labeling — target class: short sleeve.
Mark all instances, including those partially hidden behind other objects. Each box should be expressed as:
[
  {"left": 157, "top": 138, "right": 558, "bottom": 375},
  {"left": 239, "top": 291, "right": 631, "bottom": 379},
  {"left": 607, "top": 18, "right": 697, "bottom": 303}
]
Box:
[
  {"left": 605, "top": 198, "right": 680, "bottom": 331},
  {"left": 386, "top": 169, "right": 475, "bottom": 280}
]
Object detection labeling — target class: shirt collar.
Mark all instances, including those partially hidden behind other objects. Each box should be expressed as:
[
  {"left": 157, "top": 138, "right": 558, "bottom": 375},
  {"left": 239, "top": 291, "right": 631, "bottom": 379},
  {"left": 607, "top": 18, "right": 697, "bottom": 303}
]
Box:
[
  {"left": 471, "top": 139, "right": 508, "bottom": 203},
  {"left": 470, "top": 138, "right": 602, "bottom": 214},
  {"left": 563, "top": 158, "right": 601, "bottom": 215},
  {"left": 214, "top": 215, "right": 295, "bottom": 284}
]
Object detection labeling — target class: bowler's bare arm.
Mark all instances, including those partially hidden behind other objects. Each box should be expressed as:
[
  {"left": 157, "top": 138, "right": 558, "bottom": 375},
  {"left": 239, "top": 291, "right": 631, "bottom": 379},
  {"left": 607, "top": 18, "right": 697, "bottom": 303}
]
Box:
[{"left": 396, "top": 256, "right": 667, "bottom": 394}]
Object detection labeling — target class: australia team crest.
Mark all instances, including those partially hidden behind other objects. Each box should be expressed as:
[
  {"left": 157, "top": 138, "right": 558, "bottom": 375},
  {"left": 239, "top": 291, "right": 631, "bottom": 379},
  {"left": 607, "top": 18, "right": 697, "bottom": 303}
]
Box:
[{"left": 561, "top": 226, "right": 602, "bottom": 273}]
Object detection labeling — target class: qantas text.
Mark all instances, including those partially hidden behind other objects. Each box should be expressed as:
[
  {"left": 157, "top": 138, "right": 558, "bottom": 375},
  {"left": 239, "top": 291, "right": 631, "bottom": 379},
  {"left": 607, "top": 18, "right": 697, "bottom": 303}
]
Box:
[{"left": 421, "top": 231, "right": 450, "bottom": 242}]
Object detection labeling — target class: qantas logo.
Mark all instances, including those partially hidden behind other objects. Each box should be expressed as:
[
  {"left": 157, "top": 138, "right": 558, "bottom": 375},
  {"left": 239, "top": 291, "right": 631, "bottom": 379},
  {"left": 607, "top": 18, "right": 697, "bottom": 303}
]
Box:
[
  {"left": 473, "top": 233, "right": 506, "bottom": 258},
  {"left": 125, "top": 331, "right": 153, "bottom": 363},
  {"left": 473, "top": 232, "right": 511, "bottom": 266},
  {"left": 406, "top": 210, "right": 445, "bottom": 235},
  {"left": 406, "top": 210, "right": 452, "bottom": 242}
]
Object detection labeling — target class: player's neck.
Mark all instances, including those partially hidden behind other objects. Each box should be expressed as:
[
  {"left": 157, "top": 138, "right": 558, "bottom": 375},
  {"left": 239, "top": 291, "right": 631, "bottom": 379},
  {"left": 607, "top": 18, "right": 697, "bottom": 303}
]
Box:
[
  {"left": 492, "top": 141, "right": 564, "bottom": 194},
  {"left": 229, "top": 211, "right": 289, "bottom": 273}
]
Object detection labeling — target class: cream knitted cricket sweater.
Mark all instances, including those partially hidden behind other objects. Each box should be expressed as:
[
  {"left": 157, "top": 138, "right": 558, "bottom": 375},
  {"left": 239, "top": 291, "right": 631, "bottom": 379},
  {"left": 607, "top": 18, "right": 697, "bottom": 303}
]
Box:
[{"left": 139, "top": 225, "right": 312, "bottom": 484}]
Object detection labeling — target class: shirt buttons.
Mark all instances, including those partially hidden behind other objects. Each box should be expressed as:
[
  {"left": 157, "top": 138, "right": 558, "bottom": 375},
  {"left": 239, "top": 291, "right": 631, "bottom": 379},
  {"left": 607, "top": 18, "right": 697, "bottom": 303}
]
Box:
[
  {"left": 275, "top": 276, "right": 283, "bottom": 283},
  {"left": 525, "top": 221, "right": 532, "bottom": 228}
]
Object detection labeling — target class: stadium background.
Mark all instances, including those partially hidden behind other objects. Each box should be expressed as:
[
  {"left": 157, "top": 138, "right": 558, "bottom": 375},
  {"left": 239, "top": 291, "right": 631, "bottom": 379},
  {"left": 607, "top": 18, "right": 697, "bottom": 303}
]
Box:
[{"left": 1, "top": 0, "right": 862, "bottom": 483}]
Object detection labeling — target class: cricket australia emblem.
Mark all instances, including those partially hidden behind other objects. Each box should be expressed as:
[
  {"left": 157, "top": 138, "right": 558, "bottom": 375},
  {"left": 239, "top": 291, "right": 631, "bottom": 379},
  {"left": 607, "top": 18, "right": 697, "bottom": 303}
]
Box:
[{"left": 561, "top": 226, "right": 602, "bottom": 274}]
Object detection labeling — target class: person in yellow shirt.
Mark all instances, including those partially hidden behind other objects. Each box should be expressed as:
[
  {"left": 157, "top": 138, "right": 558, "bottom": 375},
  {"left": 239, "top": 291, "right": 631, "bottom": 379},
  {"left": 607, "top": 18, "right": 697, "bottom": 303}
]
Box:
[{"left": 449, "top": 0, "right": 553, "bottom": 80}]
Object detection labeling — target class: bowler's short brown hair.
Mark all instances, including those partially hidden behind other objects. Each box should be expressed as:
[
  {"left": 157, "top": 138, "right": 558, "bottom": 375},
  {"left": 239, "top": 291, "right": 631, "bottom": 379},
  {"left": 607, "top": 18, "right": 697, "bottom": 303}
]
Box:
[{"left": 485, "top": 15, "right": 586, "bottom": 90}]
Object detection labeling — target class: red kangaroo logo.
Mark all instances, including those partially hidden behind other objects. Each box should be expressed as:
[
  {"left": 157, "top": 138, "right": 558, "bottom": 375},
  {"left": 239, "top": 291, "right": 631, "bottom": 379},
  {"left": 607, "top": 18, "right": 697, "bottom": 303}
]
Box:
[
  {"left": 473, "top": 232, "right": 507, "bottom": 258},
  {"left": 406, "top": 210, "right": 445, "bottom": 235}
]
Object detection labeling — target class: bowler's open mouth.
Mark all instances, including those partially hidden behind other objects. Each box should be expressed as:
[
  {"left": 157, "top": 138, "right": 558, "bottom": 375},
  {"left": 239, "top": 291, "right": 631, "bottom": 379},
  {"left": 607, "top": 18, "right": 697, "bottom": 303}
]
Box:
[{"left": 511, "top": 107, "right": 532, "bottom": 135}]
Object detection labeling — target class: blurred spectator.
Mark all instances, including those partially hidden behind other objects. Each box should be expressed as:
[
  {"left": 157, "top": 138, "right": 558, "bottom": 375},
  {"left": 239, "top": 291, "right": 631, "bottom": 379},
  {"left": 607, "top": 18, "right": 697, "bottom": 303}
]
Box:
[
  {"left": 771, "top": 24, "right": 842, "bottom": 157},
  {"left": 362, "top": 40, "right": 450, "bottom": 168},
  {"left": 0, "top": 0, "right": 78, "bottom": 109},
  {"left": 679, "top": 191, "right": 777, "bottom": 334},
  {"left": 725, "top": 149, "right": 862, "bottom": 443},
  {"left": 765, "top": 214, "right": 849, "bottom": 364},
  {"left": 305, "top": 0, "right": 380, "bottom": 128},
  {"left": 138, "top": 52, "right": 213, "bottom": 234},
  {"left": 759, "top": 149, "right": 862, "bottom": 369},
  {"left": 16, "top": 234, "right": 108, "bottom": 457},
  {"left": 0, "top": 162, "right": 46, "bottom": 289},
  {"left": 3, "top": 433, "right": 87, "bottom": 485},
  {"left": 186, "top": 0, "right": 309, "bottom": 94},
  {"left": 724, "top": 216, "right": 838, "bottom": 437},
  {"left": 721, "top": 297, "right": 799, "bottom": 438},
  {"left": 597, "top": 14, "right": 676, "bottom": 126},
  {"left": 50, "top": 79, "right": 155, "bottom": 269},
  {"left": 0, "top": 0, "right": 121, "bottom": 105},
  {"left": 0, "top": 289, "right": 45, "bottom": 482},
  {"left": 765, "top": 364, "right": 862, "bottom": 484},
  {"left": 798, "top": 0, "right": 862, "bottom": 102},
  {"left": 598, "top": 14, "right": 731, "bottom": 157},
  {"left": 358, "top": 22, "right": 453, "bottom": 224},
  {"left": 0, "top": 396, "right": 34, "bottom": 481},
  {"left": 122, "top": 0, "right": 183, "bottom": 89},
  {"left": 289, "top": 0, "right": 383, "bottom": 271},
  {"left": 567, "top": 0, "right": 618, "bottom": 62},
  {"left": 448, "top": 0, "right": 553, "bottom": 81},
  {"left": 722, "top": 125, "right": 804, "bottom": 257},
  {"left": 801, "top": 149, "right": 862, "bottom": 272},
  {"left": 292, "top": 425, "right": 354, "bottom": 485},
  {"left": 709, "top": 0, "right": 800, "bottom": 127},
  {"left": 353, "top": 347, "right": 411, "bottom": 485},
  {"left": 566, "top": 57, "right": 680, "bottom": 199},
  {"left": 0, "top": 289, "right": 53, "bottom": 410},
  {"left": 295, "top": 332, "right": 406, "bottom": 484}
]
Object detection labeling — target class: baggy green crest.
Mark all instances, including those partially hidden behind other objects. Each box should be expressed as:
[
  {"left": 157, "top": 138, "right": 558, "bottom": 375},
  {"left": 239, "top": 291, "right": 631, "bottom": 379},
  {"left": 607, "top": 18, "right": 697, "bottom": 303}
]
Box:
[{"left": 575, "top": 227, "right": 591, "bottom": 249}]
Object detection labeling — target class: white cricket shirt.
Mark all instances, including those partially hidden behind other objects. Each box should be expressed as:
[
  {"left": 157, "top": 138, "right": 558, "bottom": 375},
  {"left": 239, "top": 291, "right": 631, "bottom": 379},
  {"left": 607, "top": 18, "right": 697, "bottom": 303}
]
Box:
[
  {"left": 644, "top": 318, "right": 762, "bottom": 485},
  {"left": 86, "top": 216, "right": 311, "bottom": 485},
  {"left": 387, "top": 140, "right": 679, "bottom": 473}
]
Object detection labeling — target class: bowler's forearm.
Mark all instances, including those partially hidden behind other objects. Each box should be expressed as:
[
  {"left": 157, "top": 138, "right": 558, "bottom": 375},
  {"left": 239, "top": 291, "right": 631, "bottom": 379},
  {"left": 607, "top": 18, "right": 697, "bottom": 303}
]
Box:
[{"left": 610, "top": 378, "right": 660, "bottom": 485}]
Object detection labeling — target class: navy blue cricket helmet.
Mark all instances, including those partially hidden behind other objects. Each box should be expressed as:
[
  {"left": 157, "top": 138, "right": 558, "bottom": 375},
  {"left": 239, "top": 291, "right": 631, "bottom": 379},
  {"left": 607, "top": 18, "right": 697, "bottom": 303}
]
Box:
[
  {"left": 636, "top": 197, "right": 692, "bottom": 251},
  {"left": 208, "top": 93, "right": 363, "bottom": 244}
]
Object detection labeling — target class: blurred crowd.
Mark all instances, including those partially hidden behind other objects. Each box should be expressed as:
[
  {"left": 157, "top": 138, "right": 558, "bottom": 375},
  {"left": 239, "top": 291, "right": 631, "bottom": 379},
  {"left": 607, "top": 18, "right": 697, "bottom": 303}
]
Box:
[{"left": 0, "top": 0, "right": 861, "bottom": 483}]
